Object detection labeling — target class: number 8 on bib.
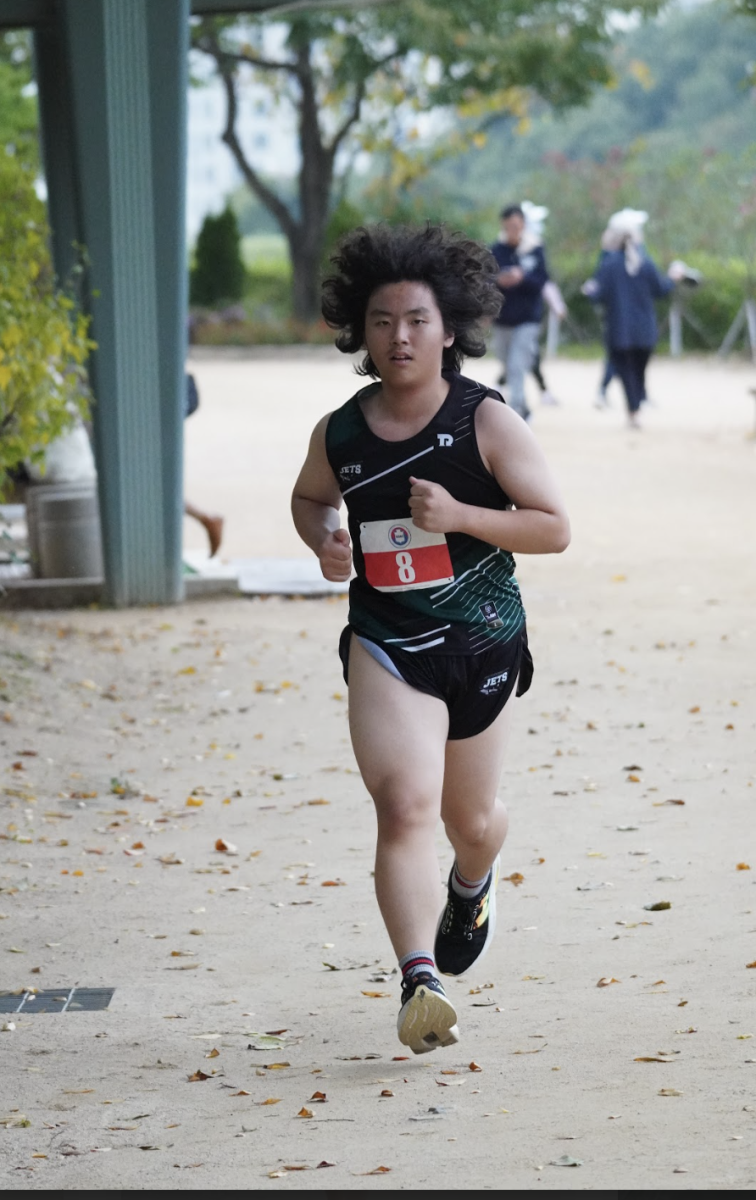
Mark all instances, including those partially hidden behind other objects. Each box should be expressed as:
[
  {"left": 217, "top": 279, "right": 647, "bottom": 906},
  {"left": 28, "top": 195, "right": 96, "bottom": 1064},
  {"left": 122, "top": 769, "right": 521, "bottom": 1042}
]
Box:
[{"left": 360, "top": 519, "right": 454, "bottom": 593}]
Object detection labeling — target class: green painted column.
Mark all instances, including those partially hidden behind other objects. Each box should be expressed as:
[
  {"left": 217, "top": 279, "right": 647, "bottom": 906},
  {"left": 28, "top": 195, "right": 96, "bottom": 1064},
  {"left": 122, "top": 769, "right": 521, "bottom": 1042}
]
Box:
[{"left": 57, "top": 0, "right": 189, "bottom": 606}]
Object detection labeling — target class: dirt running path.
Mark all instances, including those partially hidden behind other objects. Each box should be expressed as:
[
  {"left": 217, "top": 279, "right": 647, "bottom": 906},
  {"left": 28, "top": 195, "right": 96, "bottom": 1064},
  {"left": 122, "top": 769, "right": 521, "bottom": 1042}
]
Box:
[{"left": 1, "top": 351, "right": 755, "bottom": 1189}]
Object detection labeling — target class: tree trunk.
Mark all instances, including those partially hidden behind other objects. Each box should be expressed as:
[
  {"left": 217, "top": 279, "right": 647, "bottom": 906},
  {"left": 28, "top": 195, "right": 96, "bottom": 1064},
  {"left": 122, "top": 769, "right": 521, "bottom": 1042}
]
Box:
[{"left": 288, "top": 232, "right": 325, "bottom": 323}]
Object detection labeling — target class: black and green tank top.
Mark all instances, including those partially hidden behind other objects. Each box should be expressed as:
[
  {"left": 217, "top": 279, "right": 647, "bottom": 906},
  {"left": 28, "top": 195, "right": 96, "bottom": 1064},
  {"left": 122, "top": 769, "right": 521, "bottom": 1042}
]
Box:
[{"left": 325, "top": 371, "right": 525, "bottom": 655}]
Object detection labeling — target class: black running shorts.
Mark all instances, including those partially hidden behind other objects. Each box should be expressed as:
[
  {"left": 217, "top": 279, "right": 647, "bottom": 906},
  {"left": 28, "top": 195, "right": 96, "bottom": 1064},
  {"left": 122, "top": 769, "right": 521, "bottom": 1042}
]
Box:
[{"left": 339, "top": 623, "right": 533, "bottom": 741}]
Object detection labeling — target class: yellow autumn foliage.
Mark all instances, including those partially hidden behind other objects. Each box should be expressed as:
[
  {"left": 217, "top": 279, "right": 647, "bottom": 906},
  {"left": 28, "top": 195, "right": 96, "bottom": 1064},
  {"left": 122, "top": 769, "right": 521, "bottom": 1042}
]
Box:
[{"left": 0, "top": 153, "right": 95, "bottom": 494}]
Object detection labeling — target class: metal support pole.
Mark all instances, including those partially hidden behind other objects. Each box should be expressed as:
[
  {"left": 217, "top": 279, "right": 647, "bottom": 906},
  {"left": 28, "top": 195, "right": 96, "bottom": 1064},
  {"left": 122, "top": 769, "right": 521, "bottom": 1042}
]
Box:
[
  {"left": 545, "top": 310, "right": 561, "bottom": 359},
  {"left": 718, "top": 302, "right": 747, "bottom": 358},
  {"left": 53, "top": 0, "right": 189, "bottom": 606},
  {"left": 745, "top": 299, "right": 756, "bottom": 365},
  {"left": 669, "top": 298, "right": 683, "bottom": 357}
]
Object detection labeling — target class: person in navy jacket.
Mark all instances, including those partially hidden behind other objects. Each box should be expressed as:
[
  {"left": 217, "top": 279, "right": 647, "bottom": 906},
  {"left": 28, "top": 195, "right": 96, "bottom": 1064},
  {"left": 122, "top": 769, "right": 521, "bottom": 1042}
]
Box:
[
  {"left": 583, "top": 209, "right": 686, "bottom": 429},
  {"left": 490, "top": 205, "right": 549, "bottom": 422}
]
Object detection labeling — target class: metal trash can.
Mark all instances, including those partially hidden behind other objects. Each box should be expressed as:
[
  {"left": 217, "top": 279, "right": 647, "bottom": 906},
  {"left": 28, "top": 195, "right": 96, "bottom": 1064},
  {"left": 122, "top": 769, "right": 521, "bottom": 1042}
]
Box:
[{"left": 27, "top": 485, "right": 104, "bottom": 579}]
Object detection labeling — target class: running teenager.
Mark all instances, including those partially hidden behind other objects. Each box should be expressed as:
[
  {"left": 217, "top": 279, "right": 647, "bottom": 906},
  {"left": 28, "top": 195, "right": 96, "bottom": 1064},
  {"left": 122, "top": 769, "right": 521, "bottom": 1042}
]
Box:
[{"left": 291, "top": 224, "right": 570, "bottom": 1055}]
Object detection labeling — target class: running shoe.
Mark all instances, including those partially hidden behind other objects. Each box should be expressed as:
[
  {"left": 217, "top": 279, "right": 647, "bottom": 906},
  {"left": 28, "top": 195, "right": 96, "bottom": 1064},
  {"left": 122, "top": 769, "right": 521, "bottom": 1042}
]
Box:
[
  {"left": 396, "top": 972, "right": 459, "bottom": 1055},
  {"left": 434, "top": 855, "right": 500, "bottom": 977}
]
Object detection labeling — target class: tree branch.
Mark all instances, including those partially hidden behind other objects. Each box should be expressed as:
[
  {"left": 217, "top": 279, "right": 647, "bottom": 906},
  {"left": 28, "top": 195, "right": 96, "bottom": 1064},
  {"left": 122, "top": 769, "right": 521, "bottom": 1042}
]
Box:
[
  {"left": 213, "top": 53, "right": 300, "bottom": 243},
  {"left": 327, "top": 76, "right": 367, "bottom": 157}
]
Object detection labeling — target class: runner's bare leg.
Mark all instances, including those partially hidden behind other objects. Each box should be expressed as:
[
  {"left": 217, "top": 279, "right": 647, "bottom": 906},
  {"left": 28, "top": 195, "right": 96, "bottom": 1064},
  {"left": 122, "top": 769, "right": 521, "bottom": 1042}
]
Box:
[
  {"left": 347, "top": 636, "right": 449, "bottom": 961},
  {"left": 440, "top": 690, "right": 516, "bottom": 882}
]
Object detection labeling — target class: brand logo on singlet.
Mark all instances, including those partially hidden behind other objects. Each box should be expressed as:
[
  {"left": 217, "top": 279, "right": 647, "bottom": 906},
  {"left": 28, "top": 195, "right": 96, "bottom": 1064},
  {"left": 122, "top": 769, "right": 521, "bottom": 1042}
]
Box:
[
  {"left": 479, "top": 601, "right": 504, "bottom": 630},
  {"left": 340, "top": 463, "right": 362, "bottom": 481},
  {"left": 437, "top": 434, "right": 454, "bottom": 447},
  {"left": 388, "top": 524, "right": 411, "bottom": 549},
  {"left": 480, "top": 670, "right": 509, "bottom": 696}
]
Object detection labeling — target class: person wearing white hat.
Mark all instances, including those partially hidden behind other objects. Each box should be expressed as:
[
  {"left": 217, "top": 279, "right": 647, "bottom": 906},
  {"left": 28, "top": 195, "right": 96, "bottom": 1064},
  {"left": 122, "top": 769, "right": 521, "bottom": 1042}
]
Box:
[{"left": 583, "top": 210, "right": 686, "bottom": 429}]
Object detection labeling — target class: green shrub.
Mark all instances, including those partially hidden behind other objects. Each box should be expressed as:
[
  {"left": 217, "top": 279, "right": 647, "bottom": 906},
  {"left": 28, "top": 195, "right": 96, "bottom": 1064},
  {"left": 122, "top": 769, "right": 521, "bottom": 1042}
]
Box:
[
  {"left": 0, "top": 153, "right": 94, "bottom": 493},
  {"left": 189, "top": 206, "right": 246, "bottom": 306}
]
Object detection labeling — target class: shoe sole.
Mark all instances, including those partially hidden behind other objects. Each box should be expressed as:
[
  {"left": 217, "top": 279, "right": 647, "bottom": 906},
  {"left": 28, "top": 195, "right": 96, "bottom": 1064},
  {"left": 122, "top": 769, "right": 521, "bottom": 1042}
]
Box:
[
  {"left": 436, "top": 853, "right": 501, "bottom": 978},
  {"left": 397, "top": 984, "right": 460, "bottom": 1055}
]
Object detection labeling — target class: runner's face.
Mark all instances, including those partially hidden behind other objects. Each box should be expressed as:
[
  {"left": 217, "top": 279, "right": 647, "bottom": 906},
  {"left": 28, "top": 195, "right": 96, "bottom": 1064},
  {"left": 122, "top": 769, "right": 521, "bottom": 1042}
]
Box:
[{"left": 364, "top": 281, "right": 454, "bottom": 384}]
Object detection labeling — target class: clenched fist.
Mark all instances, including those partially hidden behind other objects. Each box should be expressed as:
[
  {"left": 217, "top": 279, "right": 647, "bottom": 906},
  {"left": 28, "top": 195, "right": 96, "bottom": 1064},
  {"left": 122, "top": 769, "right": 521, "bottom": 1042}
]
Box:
[
  {"left": 408, "top": 477, "right": 462, "bottom": 534},
  {"left": 318, "top": 527, "right": 352, "bottom": 582}
]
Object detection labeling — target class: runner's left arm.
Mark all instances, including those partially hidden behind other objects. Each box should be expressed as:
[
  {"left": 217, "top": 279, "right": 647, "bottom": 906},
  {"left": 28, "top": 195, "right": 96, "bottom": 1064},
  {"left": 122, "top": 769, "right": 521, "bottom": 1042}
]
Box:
[{"left": 408, "top": 399, "right": 570, "bottom": 555}]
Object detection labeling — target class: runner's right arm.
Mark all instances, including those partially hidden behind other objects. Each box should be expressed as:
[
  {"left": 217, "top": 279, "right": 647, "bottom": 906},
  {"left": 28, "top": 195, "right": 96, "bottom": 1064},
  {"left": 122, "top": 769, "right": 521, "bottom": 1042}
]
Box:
[{"left": 291, "top": 415, "right": 353, "bottom": 583}]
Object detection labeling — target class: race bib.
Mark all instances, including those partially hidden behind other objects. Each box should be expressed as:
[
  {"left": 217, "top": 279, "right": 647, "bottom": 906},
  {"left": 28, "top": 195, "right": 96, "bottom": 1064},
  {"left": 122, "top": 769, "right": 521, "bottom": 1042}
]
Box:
[{"left": 360, "top": 519, "right": 454, "bottom": 593}]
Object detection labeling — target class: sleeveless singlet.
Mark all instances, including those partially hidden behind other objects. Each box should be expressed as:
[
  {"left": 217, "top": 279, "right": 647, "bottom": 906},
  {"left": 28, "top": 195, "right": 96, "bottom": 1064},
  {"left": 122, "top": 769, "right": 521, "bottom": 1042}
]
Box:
[{"left": 324, "top": 371, "right": 526, "bottom": 656}]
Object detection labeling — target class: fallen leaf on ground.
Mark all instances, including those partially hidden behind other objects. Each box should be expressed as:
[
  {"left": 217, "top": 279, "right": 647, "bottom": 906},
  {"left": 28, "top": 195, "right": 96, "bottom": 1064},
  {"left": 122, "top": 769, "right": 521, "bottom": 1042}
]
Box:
[
  {"left": 362, "top": 991, "right": 390, "bottom": 998},
  {"left": 259, "top": 1098, "right": 281, "bottom": 1106},
  {"left": 635, "top": 1055, "right": 674, "bottom": 1063},
  {"left": 309, "top": 1091, "right": 327, "bottom": 1102},
  {"left": 262, "top": 1063, "right": 290, "bottom": 1070},
  {"left": 468, "top": 1061, "right": 482, "bottom": 1072},
  {"left": 747, "top": 962, "right": 756, "bottom": 969},
  {"left": 597, "top": 977, "right": 620, "bottom": 987},
  {"left": 188, "top": 1071, "right": 211, "bottom": 1082},
  {"left": 736, "top": 863, "right": 751, "bottom": 871},
  {"left": 380, "top": 1089, "right": 394, "bottom": 1097},
  {"left": 653, "top": 799, "right": 685, "bottom": 806},
  {"left": 204, "top": 1048, "right": 220, "bottom": 1059},
  {"left": 550, "top": 1154, "right": 583, "bottom": 1167},
  {"left": 643, "top": 901, "right": 671, "bottom": 911},
  {"left": 297, "top": 1107, "right": 314, "bottom": 1119},
  {"left": 659, "top": 1088, "right": 684, "bottom": 1097},
  {"left": 231, "top": 1090, "right": 250, "bottom": 1096},
  {"left": 503, "top": 872, "right": 524, "bottom": 886},
  {"left": 359, "top": 1166, "right": 391, "bottom": 1175},
  {"left": 321, "top": 880, "right": 346, "bottom": 887},
  {"left": 214, "top": 839, "right": 238, "bottom": 855}
]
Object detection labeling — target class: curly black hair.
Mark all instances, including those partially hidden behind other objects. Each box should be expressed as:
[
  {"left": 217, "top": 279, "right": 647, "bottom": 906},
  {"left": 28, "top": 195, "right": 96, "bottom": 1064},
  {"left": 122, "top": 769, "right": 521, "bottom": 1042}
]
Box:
[{"left": 321, "top": 223, "right": 502, "bottom": 377}]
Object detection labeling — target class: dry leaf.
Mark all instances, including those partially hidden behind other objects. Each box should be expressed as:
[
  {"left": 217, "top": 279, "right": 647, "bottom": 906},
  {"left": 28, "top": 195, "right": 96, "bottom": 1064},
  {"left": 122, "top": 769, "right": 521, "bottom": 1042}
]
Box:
[
  {"left": 214, "top": 838, "right": 238, "bottom": 855},
  {"left": 597, "top": 977, "right": 620, "bottom": 988},
  {"left": 259, "top": 1098, "right": 281, "bottom": 1106},
  {"left": 468, "top": 1061, "right": 482, "bottom": 1072},
  {"left": 321, "top": 880, "right": 346, "bottom": 887},
  {"left": 263, "top": 1063, "right": 290, "bottom": 1070},
  {"left": 297, "top": 1107, "right": 314, "bottom": 1119},
  {"left": 653, "top": 798, "right": 685, "bottom": 806},
  {"left": 659, "top": 1088, "right": 684, "bottom": 1097},
  {"left": 204, "top": 1048, "right": 220, "bottom": 1059},
  {"left": 187, "top": 1070, "right": 211, "bottom": 1082},
  {"left": 635, "top": 1055, "right": 674, "bottom": 1063},
  {"left": 185, "top": 798, "right": 203, "bottom": 808},
  {"left": 317, "top": 1161, "right": 336, "bottom": 1168},
  {"left": 626, "top": 773, "right": 641, "bottom": 783},
  {"left": 231, "top": 1090, "right": 250, "bottom": 1096},
  {"left": 361, "top": 1166, "right": 391, "bottom": 1175},
  {"left": 746, "top": 962, "right": 756, "bottom": 969},
  {"left": 380, "top": 1089, "right": 394, "bottom": 1097},
  {"left": 736, "top": 863, "right": 751, "bottom": 871},
  {"left": 643, "top": 901, "right": 671, "bottom": 911},
  {"left": 361, "top": 991, "right": 390, "bottom": 998},
  {"left": 309, "top": 1091, "right": 327, "bottom": 1102},
  {"left": 503, "top": 872, "right": 524, "bottom": 886}
]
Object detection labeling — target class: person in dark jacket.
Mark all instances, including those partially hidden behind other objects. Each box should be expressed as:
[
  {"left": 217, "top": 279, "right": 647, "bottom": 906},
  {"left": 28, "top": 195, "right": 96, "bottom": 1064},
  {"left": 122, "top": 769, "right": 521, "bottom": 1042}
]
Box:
[
  {"left": 583, "top": 210, "right": 685, "bottom": 429},
  {"left": 490, "top": 204, "right": 549, "bottom": 421}
]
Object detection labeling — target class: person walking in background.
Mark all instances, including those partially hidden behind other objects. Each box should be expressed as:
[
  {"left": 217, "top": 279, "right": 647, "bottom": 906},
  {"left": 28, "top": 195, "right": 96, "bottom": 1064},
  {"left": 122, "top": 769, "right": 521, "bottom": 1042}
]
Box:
[
  {"left": 183, "top": 373, "right": 224, "bottom": 557},
  {"left": 490, "top": 204, "right": 550, "bottom": 421},
  {"left": 583, "top": 209, "right": 686, "bottom": 430}
]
